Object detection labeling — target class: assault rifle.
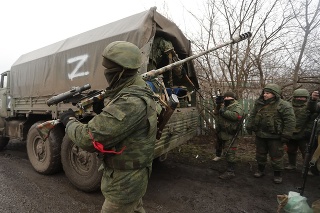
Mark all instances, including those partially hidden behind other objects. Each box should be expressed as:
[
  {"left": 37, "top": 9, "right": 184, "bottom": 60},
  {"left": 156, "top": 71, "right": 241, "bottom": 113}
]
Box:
[
  {"left": 224, "top": 114, "right": 246, "bottom": 156},
  {"left": 298, "top": 114, "right": 320, "bottom": 196},
  {"left": 36, "top": 32, "right": 252, "bottom": 141}
]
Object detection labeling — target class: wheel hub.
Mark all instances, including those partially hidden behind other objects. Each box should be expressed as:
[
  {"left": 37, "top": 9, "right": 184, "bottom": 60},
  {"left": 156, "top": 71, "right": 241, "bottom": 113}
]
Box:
[{"left": 35, "top": 139, "right": 46, "bottom": 162}]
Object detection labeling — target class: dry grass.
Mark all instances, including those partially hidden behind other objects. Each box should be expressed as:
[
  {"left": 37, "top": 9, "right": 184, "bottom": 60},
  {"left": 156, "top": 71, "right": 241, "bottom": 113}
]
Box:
[{"left": 167, "top": 135, "right": 257, "bottom": 168}]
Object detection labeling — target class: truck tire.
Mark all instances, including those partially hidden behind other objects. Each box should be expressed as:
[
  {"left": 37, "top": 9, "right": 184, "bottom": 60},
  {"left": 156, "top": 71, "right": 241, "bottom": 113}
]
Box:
[
  {"left": 0, "top": 137, "right": 9, "bottom": 151},
  {"left": 61, "top": 135, "right": 102, "bottom": 192},
  {"left": 27, "top": 122, "right": 63, "bottom": 175}
]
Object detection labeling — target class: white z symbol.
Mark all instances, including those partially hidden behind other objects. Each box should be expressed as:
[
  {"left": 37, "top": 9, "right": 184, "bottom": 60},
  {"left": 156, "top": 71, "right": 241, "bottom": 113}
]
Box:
[{"left": 67, "top": 55, "right": 89, "bottom": 80}]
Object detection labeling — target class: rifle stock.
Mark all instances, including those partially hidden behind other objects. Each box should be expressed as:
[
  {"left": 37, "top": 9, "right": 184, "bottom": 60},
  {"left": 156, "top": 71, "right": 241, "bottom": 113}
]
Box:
[
  {"left": 156, "top": 94, "right": 179, "bottom": 140},
  {"left": 36, "top": 89, "right": 105, "bottom": 141}
]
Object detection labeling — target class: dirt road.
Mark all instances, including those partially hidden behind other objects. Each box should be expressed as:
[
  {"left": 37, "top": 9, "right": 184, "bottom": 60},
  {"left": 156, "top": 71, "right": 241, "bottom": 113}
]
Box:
[{"left": 0, "top": 138, "right": 319, "bottom": 213}]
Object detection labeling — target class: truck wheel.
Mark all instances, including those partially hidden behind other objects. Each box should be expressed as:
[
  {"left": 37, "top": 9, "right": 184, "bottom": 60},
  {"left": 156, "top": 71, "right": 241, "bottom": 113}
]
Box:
[
  {"left": 0, "top": 137, "right": 9, "bottom": 151},
  {"left": 61, "top": 135, "right": 102, "bottom": 192},
  {"left": 27, "top": 122, "right": 63, "bottom": 174}
]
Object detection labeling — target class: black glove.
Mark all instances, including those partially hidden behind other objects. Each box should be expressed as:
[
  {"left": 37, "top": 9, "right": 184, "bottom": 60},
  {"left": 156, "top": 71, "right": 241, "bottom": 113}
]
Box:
[
  {"left": 92, "top": 97, "right": 104, "bottom": 114},
  {"left": 59, "top": 109, "right": 76, "bottom": 126},
  {"left": 87, "top": 90, "right": 105, "bottom": 114},
  {"left": 215, "top": 96, "right": 224, "bottom": 105}
]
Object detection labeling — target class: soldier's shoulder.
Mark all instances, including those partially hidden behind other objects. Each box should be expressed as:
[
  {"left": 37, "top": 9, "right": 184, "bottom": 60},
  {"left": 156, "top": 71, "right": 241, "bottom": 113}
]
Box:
[{"left": 278, "top": 99, "right": 292, "bottom": 107}]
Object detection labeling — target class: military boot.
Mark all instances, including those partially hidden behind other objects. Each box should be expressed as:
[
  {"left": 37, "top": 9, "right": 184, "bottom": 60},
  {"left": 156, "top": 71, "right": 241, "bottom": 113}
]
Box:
[
  {"left": 253, "top": 164, "right": 265, "bottom": 178},
  {"left": 285, "top": 154, "right": 297, "bottom": 170},
  {"left": 273, "top": 171, "right": 282, "bottom": 184},
  {"left": 219, "top": 162, "right": 235, "bottom": 180}
]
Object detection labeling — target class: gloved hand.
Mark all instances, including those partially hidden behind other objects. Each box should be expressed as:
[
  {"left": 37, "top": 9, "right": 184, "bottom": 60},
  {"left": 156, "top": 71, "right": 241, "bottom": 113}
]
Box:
[
  {"left": 59, "top": 109, "right": 76, "bottom": 126},
  {"left": 215, "top": 96, "right": 224, "bottom": 105},
  {"left": 92, "top": 97, "right": 104, "bottom": 114},
  {"left": 281, "top": 135, "right": 291, "bottom": 144},
  {"left": 87, "top": 90, "right": 105, "bottom": 114}
]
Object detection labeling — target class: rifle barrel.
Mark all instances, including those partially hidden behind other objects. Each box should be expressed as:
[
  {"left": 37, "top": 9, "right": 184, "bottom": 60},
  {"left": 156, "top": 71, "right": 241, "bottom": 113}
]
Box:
[{"left": 141, "top": 32, "right": 252, "bottom": 81}]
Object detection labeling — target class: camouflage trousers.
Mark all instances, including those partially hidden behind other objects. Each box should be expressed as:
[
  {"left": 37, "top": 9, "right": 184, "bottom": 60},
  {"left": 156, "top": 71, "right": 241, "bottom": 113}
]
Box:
[
  {"left": 101, "top": 198, "right": 145, "bottom": 213},
  {"left": 286, "top": 138, "right": 307, "bottom": 159},
  {"left": 255, "top": 136, "right": 284, "bottom": 171},
  {"left": 219, "top": 139, "right": 237, "bottom": 163}
]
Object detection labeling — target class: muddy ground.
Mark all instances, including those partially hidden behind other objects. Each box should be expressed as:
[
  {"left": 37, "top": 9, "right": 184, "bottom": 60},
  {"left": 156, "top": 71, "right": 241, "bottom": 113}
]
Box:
[{"left": 0, "top": 136, "right": 319, "bottom": 213}]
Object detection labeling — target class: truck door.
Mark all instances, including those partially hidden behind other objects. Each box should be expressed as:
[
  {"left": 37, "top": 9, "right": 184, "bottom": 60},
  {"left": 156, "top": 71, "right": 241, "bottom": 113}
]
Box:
[{"left": 0, "top": 71, "right": 10, "bottom": 117}]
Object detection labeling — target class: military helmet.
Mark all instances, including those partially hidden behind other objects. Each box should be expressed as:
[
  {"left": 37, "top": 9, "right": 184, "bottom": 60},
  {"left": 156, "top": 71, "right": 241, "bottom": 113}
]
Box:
[
  {"left": 293, "top": 88, "right": 309, "bottom": 98},
  {"left": 224, "top": 91, "right": 237, "bottom": 99},
  {"left": 264, "top": 83, "right": 281, "bottom": 96},
  {"left": 102, "top": 41, "right": 142, "bottom": 69}
]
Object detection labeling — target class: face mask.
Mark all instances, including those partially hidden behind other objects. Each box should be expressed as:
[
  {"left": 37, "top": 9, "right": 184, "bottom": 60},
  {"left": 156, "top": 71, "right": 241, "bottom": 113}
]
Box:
[
  {"left": 104, "top": 67, "right": 124, "bottom": 87},
  {"left": 293, "top": 99, "right": 307, "bottom": 106},
  {"left": 224, "top": 99, "right": 233, "bottom": 106}
]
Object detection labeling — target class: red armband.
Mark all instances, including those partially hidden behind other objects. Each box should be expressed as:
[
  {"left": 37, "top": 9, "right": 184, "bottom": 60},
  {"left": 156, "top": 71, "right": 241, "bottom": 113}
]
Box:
[{"left": 88, "top": 131, "right": 126, "bottom": 154}]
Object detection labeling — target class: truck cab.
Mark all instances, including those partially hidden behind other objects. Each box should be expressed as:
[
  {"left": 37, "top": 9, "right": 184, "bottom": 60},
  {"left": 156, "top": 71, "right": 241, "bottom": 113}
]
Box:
[{"left": 0, "top": 71, "right": 10, "bottom": 117}]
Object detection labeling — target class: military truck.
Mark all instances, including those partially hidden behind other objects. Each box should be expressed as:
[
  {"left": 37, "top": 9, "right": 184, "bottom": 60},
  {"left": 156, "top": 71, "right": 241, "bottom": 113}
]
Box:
[{"left": 0, "top": 7, "right": 199, "bottom": 192}]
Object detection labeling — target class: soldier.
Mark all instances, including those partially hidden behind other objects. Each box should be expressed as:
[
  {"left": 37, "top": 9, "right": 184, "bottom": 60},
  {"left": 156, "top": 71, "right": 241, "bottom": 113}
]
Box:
[
  {"left": 246, "top": 84, "right": 296, "bottom": 184},
  {"left": 148, "top": 37, "right": 184, "bottom": 86},
  {"left": 308, "top": 90, "right": 320, "bottom": 112},
  {"left": 59, "top": 41, "right": 159, "bottom": 213},
  {"left": 285, "top": 89, "right": 313, "bottom": 170},
  {"left": 213, "top": 94, "right": 224, "bottom": 162},
  {"left": 307, "top": 89, "right": 320, "bottom": 176},
  {"left": 215, "top": 91, "right": 244, "bottom": 179}
]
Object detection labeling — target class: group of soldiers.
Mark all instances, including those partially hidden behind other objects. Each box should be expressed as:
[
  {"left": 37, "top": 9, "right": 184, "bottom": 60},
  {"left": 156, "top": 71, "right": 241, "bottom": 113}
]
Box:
[
  {"left": 213, "top": 84, "right": 320, "bottom": 184},
  {"left": 57, "top": 36, "right": 318, "bottom": 211}
]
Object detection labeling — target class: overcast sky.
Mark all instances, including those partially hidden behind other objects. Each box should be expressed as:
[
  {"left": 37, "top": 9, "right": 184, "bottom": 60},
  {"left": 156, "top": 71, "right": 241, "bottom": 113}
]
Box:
[{"left": 0, "top": 0, "right": 203, "bottom": 72}]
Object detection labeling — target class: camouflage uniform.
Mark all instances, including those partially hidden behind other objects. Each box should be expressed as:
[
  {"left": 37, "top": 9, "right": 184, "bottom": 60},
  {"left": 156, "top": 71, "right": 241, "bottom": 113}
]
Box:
[
  {"left": 308, "top": 96, "right": 320, "bottom": 113},
  {"left": 148, "top": 37, "right": 175, "bottom": 70},
  {"left": 215, "top": 91, "right": 244, "bottom": 179},
  {"left": 148, "top": 37, "right": 183, "bottom": 88},
  {"left": 307, "top": 91, "right": 320, "bottom": 175},
  {"left": 61, "top": 41, "right": 159, "bottom": 213},
  {"left": 285, "top": 89, "right": 313, "bottom": 170},
  {"left": 246, "top": 84, "right": 296, "bottom": 183}
]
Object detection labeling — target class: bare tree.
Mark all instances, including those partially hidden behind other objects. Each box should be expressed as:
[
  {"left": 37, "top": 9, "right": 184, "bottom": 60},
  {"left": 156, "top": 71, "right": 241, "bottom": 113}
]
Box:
[
  {"left": 289, "top": 0, "right": 320, "bottom": 89},
  {"left": 189, "top": 0, "right": 293, "bottom": 98}
]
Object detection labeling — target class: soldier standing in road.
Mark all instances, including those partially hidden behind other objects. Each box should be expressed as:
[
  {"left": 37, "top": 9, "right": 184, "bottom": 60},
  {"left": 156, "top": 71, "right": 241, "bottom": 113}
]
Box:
[
  {"left": 246, "top": 84, "right": 296, "bottom": 184},
  {"left": 59, "top": 41, "right": 159, "bottom": 213},
  {"left": 285, "top": 89, "right": 314, "bottom": 171},
  {"left": 215, "top": 91, "right": 244, "bottom": 180}
]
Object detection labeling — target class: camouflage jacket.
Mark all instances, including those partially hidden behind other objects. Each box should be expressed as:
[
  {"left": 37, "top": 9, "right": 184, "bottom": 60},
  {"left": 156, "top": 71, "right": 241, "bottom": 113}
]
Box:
[
  {"left": 216, "top": 100, "right": 244, "bottom": 140},
  {"left": 148, "top": 37, "right": 174, "bottom": 70},
  {"left": 291, "top": 101, "right": 314, "bottom": 139},
  {"left": 246, "top": 97, "right": 296, "bottom": 139},
  {"left": 65, "top": 75, "right": 159, "bottom": 170},
  {"left": 307, "top": 99, "right": 320, "bottom": 113},
  {"left": 307, "top": 99, "right": 320, "bottom": 133}
]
